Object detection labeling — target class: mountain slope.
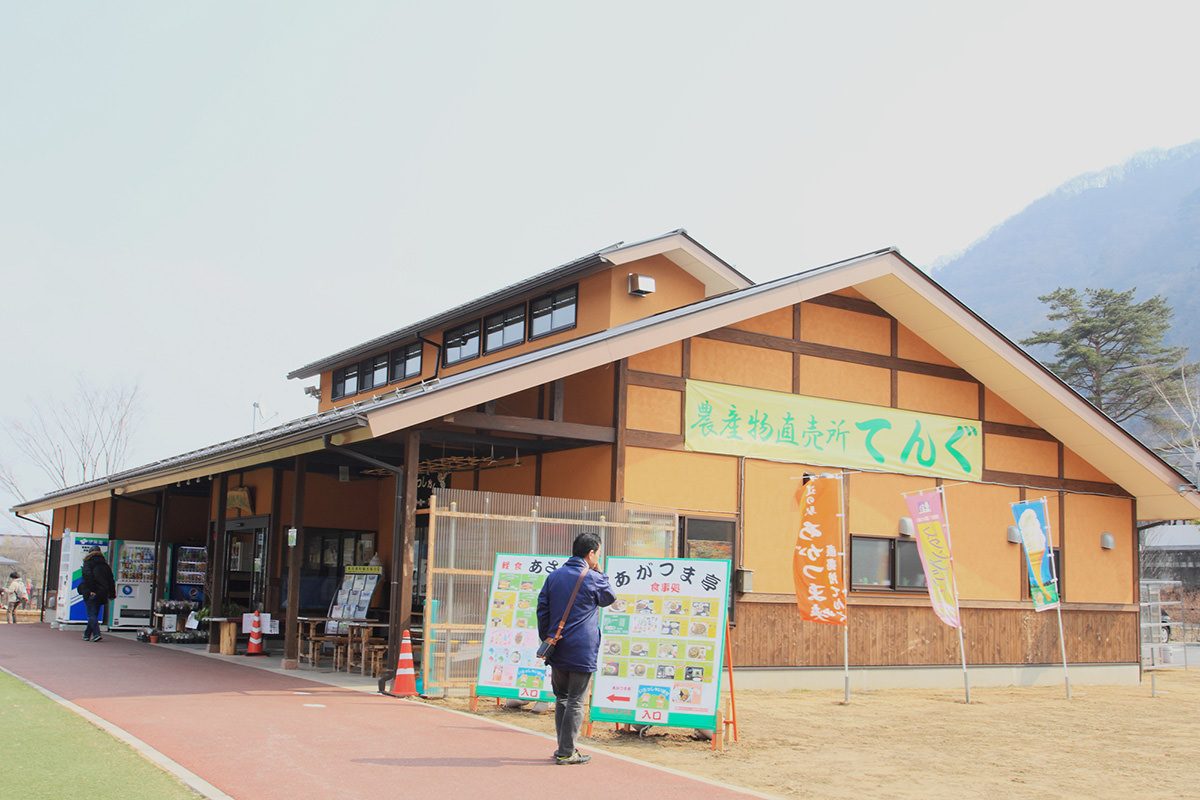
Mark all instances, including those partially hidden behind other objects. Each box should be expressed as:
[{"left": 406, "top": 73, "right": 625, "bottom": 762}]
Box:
[{"left": 934, "top": 141, "right": 1200, "bottom": 352}]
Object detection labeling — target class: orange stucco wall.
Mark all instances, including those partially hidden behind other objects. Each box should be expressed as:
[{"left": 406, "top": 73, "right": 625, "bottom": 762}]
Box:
[
  {"left": 742, "top": 459, "right": 814, "bottom": 594},
  {"left": 691, "top": 338, "right": 792, "bottom": 393},
  {"left": 729, "top": 308, "right": 792, "bottom": 338},
  {"left": 943, "top": 481, "right": 1024, "bottom": 601},
  {"left": 540, "top": 445, "right": 612, "bottom": 502},
  {"left": 628, "top": 342, "right": 682, "bottom": 376},
  {"left": 800, "top": 303, "right": 890, "bottom": 355},
  {"left": 627, "top": 385, "right": 682, "bottom": 434},
  {"left": 1063, "top": 446, "right": 1111, "bottom": 482},
  {"left": 624, "top": 447, "right": 737, "bottom": 514},
  {"left": 564, "top": 365, "right": 614, "bottom": 426},
  {"left": 608, "top": 255, "right": 705, "bottom": 328},
  {"left": 984, "top": 433, "right": 1059, "bottom": 477},
  {"left": 896, "top": 372, "right": 978, "bottom": 418},
  {"left": 477, "top": 460, "right": 538, "bottom": 496},
  {"left": 798, "top": 356, "right": 890, "bottom": 405},
  {"left": 1064, "top": 493, "right": 1134, "bottom": 603},
  {"left": 896, "top": 323, "right": 955, "bottom": 366},
  {"left": 983, "top": 389, "right": 1036, "bottom": 426}
]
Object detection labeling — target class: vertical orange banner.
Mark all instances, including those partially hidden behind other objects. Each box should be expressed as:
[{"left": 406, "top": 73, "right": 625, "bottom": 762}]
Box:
[{"left": 792, "top": 476, "right": 846, "bottom": 625}]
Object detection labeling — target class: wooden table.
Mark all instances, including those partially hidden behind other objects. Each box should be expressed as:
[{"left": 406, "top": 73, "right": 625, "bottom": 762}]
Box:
[
  {"left": 296, "top": 616, "right": 335, "bottom": 666},
  {"left": 344, "top": 620, "right": 387, "bottom": 674}
]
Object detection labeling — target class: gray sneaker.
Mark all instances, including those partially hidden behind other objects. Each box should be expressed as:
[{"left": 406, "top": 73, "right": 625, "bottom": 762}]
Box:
[{"left": 555, "top": 751, "right": 591, "bottom": 765}]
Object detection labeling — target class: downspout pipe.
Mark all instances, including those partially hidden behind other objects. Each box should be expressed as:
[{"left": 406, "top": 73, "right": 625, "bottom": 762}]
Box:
[
  {"left": 14, "top": 512, "right": 51, "bottom": 622},
  {"left": 417, "top": 335, "right": 443, "bottom": 382}
]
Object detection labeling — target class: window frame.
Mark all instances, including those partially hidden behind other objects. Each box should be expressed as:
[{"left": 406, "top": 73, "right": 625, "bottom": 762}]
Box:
[
  {"left": 849, "top": 534, "right": 926, "bottom": 593},
  {"left": 678, "top": 515, "right": 738, "bottom": 622},
  {"left": 483, "top": 303, "right": 527, "bottom": 354},
  {"left": 389, "top": 341, "right": 423, "bottom": 384},
  {"left": 331, "top": 363, "right": 359, "bottom": 401},
  {"left": 528, "top": 284, "right": 578, "bottom": 341},
  {"left": 359, "top": 353, "right": 389, "bottom": 393},
  {"left": 443, "top": 319, "right": 482, "bottom": 366}
]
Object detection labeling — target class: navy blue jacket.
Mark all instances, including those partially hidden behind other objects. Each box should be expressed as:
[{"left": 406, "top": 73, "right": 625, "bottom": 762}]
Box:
[{"left": 536, "top": 556, "right": 615, "bottom": 673}]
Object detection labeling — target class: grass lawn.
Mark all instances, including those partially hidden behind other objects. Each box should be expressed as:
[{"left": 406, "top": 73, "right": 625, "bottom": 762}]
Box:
[{"left": 0, "top": 669, "right": 201, "bottom": 799}]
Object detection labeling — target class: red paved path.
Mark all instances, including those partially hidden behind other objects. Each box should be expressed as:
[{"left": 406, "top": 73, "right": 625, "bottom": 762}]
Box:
[{"left": 0, "top": 624, "right": 768, "bottom": 800}]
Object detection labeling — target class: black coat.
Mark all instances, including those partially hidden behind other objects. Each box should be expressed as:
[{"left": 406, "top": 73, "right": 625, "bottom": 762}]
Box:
[{"left": 80, "top": 551, "right": 116, "bottom": 601}]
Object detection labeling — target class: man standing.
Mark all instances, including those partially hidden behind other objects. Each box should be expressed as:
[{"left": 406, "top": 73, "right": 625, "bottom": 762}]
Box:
[
  {"left": 536, "top": 531, "right": 615, "bottom": 766},
  {"left": 79, "top": 545, "right": 116, "bottom": 642}
]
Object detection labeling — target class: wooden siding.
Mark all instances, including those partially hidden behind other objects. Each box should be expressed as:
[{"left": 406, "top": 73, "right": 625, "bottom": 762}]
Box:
[{"left": 729, "top": 600, "right": 1138, "bottom": 667}]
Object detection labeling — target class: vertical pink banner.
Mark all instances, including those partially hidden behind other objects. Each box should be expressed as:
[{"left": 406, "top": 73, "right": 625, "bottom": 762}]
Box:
[{"left": 904, "top": 489, "right": 961, "bottom": 629}]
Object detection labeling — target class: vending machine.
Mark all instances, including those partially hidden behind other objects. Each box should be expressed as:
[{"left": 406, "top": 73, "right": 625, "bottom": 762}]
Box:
[
  {"left": 172, "top": 545, "right": 207, "bottom": 604},
  {"left": 110, "top": 540, "right": 157, "bottom": 628},
  {"left": 55, "top": 531, "right": 109, "bottom": 627}
]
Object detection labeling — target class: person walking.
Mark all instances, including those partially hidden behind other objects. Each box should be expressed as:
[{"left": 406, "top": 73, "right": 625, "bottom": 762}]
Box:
[
  {"left": 536, "top": 531, "right": 615, "bottom": 766},
  {"left": 5, "top": 572, "right": 28, "bottom": 624},
  {"left": 79, "top": 546, "right": 116, "bottom": 642}
]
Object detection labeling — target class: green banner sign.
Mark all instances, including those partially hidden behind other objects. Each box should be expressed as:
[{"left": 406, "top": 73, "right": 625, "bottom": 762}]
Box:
[{"left": 684, "top": 380, "right": 981, "bottom": 481}]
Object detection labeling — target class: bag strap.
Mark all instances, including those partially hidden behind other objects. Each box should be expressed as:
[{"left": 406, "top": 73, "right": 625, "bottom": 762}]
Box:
[{"left": 548, "top": 567, "right": 589, "bottom": 643}]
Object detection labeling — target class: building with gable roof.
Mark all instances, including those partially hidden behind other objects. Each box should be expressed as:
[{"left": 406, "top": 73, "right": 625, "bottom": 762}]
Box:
[{"left": 15, "top": 230, "right": 1200, "bottom": 688}]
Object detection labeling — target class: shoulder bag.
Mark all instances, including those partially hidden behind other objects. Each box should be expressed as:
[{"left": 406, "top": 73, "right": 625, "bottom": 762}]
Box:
[{"left": 537, "top": 567, "right": 589, "bottom": 661}]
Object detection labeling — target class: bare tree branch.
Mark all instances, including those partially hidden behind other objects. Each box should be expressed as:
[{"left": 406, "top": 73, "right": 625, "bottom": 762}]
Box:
[{"left": 2, "top": 378, "right": 141, "bottom": 515}]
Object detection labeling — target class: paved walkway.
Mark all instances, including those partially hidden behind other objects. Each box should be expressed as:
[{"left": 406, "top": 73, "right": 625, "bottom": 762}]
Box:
[{"left": 0, "top": 624, "right": 769, "bottom": 800}]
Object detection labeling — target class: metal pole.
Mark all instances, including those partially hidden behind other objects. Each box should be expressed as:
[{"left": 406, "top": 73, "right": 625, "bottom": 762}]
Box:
[
  {"left": 1055, "top": 603, "right": 1071, "bottom": 700},
  {"left": 957, "top": 624, "right": 971, "bottom": 704}
]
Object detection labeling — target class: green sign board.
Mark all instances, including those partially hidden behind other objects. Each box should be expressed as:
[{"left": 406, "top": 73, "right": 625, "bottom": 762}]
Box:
[{"left": 685, "top": 379, "right": 981, "bottom": 481}]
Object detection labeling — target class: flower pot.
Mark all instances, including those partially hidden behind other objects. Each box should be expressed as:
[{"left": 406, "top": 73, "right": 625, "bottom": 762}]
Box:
[{"left": 149, "top": 634, "right": 160, "bottom": 643}]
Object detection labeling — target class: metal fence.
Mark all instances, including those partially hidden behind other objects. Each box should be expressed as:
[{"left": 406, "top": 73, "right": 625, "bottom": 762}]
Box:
[{"left": 421, "top": 489, "right": 677, "bottom": 696}]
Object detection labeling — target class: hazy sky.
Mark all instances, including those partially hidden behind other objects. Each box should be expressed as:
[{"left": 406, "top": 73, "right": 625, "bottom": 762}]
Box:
[{"left": 3, "top": 2, "right": 1199, "bottom": 527}]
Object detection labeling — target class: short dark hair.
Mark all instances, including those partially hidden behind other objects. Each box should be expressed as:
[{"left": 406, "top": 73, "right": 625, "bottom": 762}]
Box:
[
  {"left": 8, "top": 572, "right": 18, "bottom": 580},
  {"left": 572, "top": 531, "right": 601, "bottom": 559}
]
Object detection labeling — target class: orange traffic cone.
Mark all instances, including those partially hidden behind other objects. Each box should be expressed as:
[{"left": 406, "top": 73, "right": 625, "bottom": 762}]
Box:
[
  {"left": 390, "top": 629, "right": 417, "bottom": 696},
  {"left": 245, "top": 610, "right": 267, "bottom": 657}
]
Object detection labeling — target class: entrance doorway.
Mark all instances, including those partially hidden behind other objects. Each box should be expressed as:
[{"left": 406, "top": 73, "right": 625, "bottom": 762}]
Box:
[{"left": 222, "top": 516, "right": 269, "bottom": 612}]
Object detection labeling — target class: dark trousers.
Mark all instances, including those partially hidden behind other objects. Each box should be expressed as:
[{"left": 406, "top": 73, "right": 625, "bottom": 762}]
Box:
[
  {"left": 84, "top": 595, "right": 105, "bottom": 640},
  {"left": 550, "top": 666, "right": 592, "bottom": 758}
]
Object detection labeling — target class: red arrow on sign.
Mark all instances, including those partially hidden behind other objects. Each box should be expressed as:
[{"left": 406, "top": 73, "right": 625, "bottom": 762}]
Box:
[{"left": 606, "top": 694, "right": 631, "bottom": 703}]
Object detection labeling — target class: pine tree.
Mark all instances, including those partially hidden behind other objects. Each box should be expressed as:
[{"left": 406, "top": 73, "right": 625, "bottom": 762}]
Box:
[{"left": 1020, "top": 288, "right": 1190, "bottom": 424}]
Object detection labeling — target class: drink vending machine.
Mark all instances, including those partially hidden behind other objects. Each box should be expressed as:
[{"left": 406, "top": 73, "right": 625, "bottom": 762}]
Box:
[
  {"left": 55, "top": 531, "right": 109, "bottom": 627},
  {"left": 172, "top": 546, "right": 207, "bottom": 604},
  {"left": 110, "top": 540, "right": 160, "bottom": 628}
]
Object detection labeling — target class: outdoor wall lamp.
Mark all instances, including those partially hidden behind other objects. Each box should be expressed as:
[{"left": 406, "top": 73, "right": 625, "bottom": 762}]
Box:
[
  {"left": 1100, "top": 532, "right": 1115, "bottom": 550},
  {"left": 898, "top": 516, "right": 916, "bottom": 537},
  {"left": 1006, "top": 525, "right": 1022, "bottom": 544}
]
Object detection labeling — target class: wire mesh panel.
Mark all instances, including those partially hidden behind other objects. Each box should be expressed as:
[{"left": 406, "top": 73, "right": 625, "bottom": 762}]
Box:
[
  {"left": 1141, "top": 579, "right": 1188, "bottom": 669},
  {"left": 422, "top": 489, "right": 677, "bottom": 696}
]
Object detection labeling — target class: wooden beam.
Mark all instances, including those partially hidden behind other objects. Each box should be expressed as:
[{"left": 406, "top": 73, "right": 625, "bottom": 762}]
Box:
[
  {"left": 442, "top": 411, "right": 615, "bottom": 442},
  {"left": 208, "top": 474, "right": 228, "bottom": 654},
  {"left": 698, "top": 327, "right": 976, "bottom": 384},
  {"left": 612, "top": 359, "right": 628, "bottom": 503},
  {"left": 282, "top": 455, "right": 306, "bottom": 668}
]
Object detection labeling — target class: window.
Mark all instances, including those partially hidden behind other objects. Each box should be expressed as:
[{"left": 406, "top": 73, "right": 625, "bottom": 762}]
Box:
[
  {"left": 390, "top": 342, "right": 422, "bottom": 383},
  {"left": 359, "top": 353, "right": 389, "bottom": 392},
  {"left": 850, "top": 536, "right": 925, "bottom": 591},
  {"left": 1022, "top": 547, "right": 1063, "bottom": 600},
  {"left": 484, "top": 303, "right": 526, "bottom": 354},
  {"left": 331, "top": 363, "right": 359, "bottom": 400},
  {"left": 444, "top": 320, "right": 481, "bottom": 366},
  {"left": 680, "top": 516, "right": 737, "bottom": 620},
  {"left": 529, "top": 285, "right": 577, "bottom": 339}
]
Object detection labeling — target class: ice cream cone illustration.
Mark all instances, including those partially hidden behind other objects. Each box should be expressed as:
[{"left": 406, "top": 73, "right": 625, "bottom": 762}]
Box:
[{"left": 1018, "top": 509, "right": 1049, "bottom": 593}]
